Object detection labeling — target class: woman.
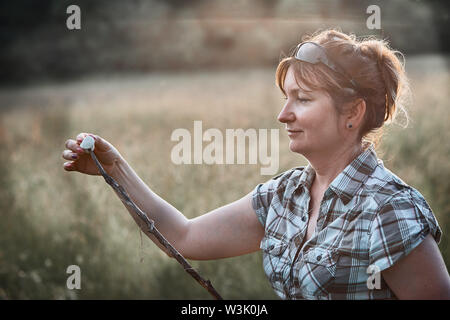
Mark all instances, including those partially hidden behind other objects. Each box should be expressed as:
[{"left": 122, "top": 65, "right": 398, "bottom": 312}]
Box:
[{"left": 62, "top": 29, "right": 450, "bottom": 299}]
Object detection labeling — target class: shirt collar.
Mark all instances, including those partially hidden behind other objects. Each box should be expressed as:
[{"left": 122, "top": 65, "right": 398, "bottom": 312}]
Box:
[
  {"left": 296, "top": 163, "right": 315, "bottom": 191},
  {"left": 295, "top": 143, "right": 381, "bottom": 205}
]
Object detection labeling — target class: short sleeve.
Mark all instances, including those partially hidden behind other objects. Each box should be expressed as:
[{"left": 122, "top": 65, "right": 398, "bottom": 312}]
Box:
[
  {"left": 368, "top": 188, "right": 442, "bottom": 272},
  {"left": 251, "top": 169, "right": 294, "bottom": 228}
]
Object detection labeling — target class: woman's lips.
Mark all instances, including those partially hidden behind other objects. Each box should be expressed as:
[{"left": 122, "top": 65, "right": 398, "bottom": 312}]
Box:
[{"left": 287, "top": 129, "right": 303, "bottom": 136}]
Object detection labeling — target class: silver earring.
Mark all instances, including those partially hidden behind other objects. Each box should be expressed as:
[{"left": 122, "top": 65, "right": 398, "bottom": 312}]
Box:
[{"left": 347, "top": 123, "right": 353, "bottom": 128}]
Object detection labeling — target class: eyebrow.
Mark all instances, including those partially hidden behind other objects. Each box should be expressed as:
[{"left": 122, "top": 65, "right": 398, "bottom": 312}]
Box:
[{"left": 286, "top": 88, "right": 310, "bottom": 95}]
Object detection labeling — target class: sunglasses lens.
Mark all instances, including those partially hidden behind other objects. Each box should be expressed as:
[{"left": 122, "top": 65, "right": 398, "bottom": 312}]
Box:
[
  {"left": 294, "top": 42, "right": 359, "bottom": 91},
  {"left": 295, "top": 42, "right": 325, "bottom": 64}
]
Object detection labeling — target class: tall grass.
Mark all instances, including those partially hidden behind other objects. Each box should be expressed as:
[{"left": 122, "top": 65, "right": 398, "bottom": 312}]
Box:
[{"left": 0, "top": 55, "right": 448, "bottom": 299}]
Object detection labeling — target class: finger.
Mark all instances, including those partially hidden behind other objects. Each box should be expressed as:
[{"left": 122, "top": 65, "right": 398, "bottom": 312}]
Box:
[
  {"left": 62, "top": 149, "right": 80, "bottom": 161},
  {"left": 90, "top": 134, "right": 110, "bottom": 152},
  {"left": 63, "top": 161, "right": 77, "bottom": 171},
  {"left": 76, "top": 132, "right": 90, "bottom": 143},
  {"left": 65, "top": 139, "right": 85, "bottom": 154}
]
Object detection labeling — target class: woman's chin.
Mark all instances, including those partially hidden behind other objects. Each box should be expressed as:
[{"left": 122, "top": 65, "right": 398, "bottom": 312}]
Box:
[{"left": 289, "top": 140, "right": 306, "bottom": 154}]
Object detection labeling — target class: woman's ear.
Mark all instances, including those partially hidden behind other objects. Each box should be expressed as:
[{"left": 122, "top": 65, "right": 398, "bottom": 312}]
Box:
[{"left": 345, "top": 98, "right": 366, "bottom": 130}]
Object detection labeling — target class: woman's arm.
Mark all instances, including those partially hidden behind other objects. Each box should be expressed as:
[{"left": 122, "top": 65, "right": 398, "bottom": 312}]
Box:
[
  {"left": 382, "top": 234, "right": 450, "bottom": 299},
  {"left": 63, "top": 133, "right": 265, "bottom": 260},
  {"left": 111, "top": 156, "right": 265, "bottom": 260}
]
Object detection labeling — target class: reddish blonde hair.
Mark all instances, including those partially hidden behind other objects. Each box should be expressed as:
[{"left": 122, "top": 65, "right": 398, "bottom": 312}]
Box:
[{"left": 276, "top": 28, "right": 410, "bottom": 146}]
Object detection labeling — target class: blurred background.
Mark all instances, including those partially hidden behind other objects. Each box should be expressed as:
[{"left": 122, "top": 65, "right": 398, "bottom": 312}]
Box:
[{"left": 0, "top": 0, "right": 449, "bottom": 299}]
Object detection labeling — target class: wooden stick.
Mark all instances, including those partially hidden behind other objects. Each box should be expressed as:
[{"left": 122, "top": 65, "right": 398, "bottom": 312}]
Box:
[{"left": 88, "top": 149, "right": 223, "bottom": 300}]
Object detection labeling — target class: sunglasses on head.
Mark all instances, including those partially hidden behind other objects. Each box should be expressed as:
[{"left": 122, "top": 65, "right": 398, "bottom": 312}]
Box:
[{"left": 293, "top": 41, "right": 360, "bottom": 92}]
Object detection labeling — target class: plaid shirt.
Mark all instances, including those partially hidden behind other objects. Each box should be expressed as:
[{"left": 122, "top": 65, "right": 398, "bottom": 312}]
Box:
[{"left": 252, "top": 144, "right": 442, "bottom": 300}]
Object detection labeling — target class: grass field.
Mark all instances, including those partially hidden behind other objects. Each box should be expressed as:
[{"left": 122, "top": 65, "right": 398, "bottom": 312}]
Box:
[{"left": 0, "top": 54, "right": 449, "bottom": 299}]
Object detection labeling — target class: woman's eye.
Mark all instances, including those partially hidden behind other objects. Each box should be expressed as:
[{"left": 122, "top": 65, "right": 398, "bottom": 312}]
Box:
[{"left": 282, "top": 96, "right": 311, "bottom": 103}]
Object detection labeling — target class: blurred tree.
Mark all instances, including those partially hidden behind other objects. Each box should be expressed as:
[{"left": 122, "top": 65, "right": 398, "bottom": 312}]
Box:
[{"left": 0, "top": 0, "right": 448, "bottom": 85}]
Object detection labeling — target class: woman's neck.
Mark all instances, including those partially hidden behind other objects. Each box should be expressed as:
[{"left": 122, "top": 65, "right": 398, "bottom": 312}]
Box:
[{"left": 308, "top": 143, "right": 364, "bottom": 191}]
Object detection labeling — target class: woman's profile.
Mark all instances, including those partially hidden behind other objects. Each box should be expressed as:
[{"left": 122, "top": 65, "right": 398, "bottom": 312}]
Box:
[{"left": 62, "top": 29, "right": 450, "bottom": 299}]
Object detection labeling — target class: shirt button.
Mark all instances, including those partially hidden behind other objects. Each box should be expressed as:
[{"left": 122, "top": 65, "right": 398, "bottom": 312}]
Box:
[
  {"left": 301, "top": 216, "right": 307, "bottom": 222},
  {"left": 316, "top": 255, "right": 322, "bottom": 261}
]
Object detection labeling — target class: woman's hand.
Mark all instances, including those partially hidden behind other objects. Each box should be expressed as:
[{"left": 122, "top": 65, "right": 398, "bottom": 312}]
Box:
[{"left": 62, "top": 132, "right": 122, "bottom": 177}]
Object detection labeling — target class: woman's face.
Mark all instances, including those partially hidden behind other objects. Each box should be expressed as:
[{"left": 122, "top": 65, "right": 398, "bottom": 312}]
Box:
[{"left": 277, "top": 66, "right": 346, "bottom": 157}]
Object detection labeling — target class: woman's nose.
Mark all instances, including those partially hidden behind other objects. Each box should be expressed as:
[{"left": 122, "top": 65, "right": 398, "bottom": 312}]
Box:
[{"left": 277, "top": 103, "right": 295, "bottom": 123}]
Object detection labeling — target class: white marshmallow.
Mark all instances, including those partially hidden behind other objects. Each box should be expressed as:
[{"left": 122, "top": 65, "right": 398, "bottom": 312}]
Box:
[{"left": 80, "top": 135, "right": 95, "bottom": 151}]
